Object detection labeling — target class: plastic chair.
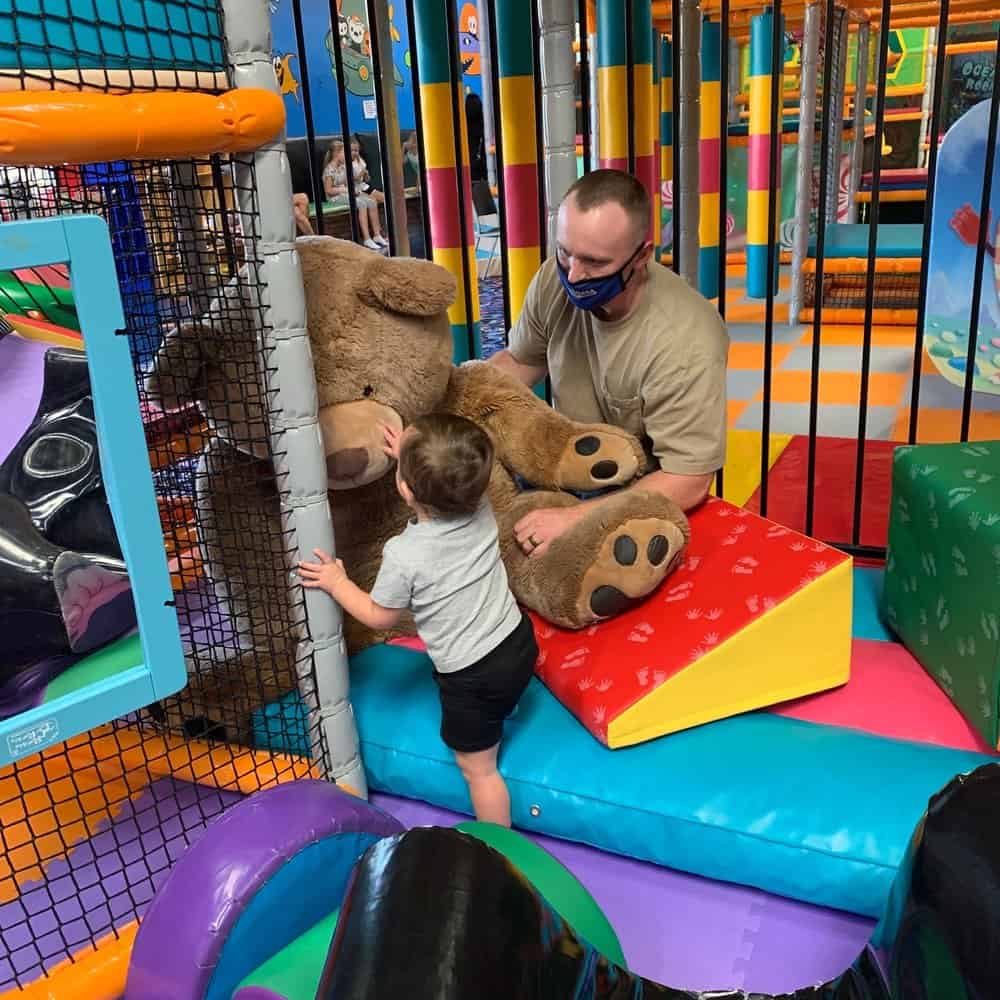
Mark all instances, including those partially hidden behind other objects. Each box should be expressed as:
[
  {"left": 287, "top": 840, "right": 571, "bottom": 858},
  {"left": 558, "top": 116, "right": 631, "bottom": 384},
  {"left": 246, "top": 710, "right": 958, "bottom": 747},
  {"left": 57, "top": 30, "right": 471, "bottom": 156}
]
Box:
[{"left": 471, "top": 179, "right": 500, "bottom": 274}]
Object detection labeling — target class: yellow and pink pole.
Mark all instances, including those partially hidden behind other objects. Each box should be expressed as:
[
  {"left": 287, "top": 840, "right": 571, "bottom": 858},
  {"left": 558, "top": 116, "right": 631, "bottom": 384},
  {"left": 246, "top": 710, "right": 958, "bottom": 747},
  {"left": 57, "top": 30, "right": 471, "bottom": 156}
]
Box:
[
  {"left": 597, "top": 0, "right": 628, "bottom": 174},
  {"left": 699, "top": 17, "right": 722, "bottom": 298},
  {"left": 746, "top": 7, "right": 783, "bottom": 299},
  {"left": 660, "top": 34, "right": 673, "bottom": 256},
  {"left": 412, "top": 0, "right": 481, "bottom": 360},
  {"left": 494, "top": 0, "right": 541, "bottom": 328}
]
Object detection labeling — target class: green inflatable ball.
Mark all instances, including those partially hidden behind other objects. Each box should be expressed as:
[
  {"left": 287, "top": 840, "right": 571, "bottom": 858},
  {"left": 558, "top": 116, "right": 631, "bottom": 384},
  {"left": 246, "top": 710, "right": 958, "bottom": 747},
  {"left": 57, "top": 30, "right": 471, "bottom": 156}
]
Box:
[{"left": 456, "top": 821, "right": 627, "bottom": 969}]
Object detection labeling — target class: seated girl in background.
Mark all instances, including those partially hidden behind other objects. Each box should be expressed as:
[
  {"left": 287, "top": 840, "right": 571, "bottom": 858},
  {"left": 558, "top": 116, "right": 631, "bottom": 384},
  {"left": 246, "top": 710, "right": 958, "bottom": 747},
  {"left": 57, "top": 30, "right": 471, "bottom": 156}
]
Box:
[{"left": 321, "top": 138, "right": 387, "bottom": 251}]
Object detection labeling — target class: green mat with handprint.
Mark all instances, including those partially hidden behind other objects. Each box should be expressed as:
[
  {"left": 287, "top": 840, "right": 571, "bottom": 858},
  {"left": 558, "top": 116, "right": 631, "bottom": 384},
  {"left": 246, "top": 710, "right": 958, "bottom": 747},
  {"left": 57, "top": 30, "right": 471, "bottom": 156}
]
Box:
[{"left": 883, "top": 441, "right": 1000, "bottom": 749}]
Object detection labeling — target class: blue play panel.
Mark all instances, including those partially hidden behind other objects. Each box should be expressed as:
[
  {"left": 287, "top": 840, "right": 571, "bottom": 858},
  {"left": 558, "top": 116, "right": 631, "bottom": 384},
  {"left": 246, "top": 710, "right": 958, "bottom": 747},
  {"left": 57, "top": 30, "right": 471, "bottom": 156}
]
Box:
[{"left": 809, "top": 223, "right": 922, "bottom": 259}]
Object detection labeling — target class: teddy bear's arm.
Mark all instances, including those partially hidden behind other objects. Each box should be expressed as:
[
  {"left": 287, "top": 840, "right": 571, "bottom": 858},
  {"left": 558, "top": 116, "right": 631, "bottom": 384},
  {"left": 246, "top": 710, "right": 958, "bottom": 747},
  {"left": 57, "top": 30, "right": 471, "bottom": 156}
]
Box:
[{"left": 445, "top": 361, "right": 647, "bottom": 493}]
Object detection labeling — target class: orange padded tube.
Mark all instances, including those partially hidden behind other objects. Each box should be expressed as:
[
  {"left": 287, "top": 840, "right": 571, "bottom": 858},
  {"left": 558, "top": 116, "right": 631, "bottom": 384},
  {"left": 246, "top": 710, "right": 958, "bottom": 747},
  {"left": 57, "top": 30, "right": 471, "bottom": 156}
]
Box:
[{"left": 0, "top": 88, "right": 285, "bottom": 165}]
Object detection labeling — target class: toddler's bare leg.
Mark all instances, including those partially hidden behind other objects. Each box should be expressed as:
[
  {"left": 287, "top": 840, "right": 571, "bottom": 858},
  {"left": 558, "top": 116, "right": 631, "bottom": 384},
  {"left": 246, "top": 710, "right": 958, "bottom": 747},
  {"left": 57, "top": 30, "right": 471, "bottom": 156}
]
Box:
[{"left": 455, "top": 744, "right": 510, "bottom": 826}]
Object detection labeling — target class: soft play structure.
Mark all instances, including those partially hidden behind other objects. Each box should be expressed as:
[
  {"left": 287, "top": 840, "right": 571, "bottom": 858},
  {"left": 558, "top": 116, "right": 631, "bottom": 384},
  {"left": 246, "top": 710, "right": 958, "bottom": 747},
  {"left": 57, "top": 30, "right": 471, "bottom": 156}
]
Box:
[
  {"left": 122, "top": 765, "right": 1000, "bottom": 999},
  {"left": 3, "top": 1, "right": 1000, "bottom": 998},
  {"left": 0, "top": 215, "right": 185, "bottom": 762},
  {"left": 923, "top": 98, "right": 1000, "bottom": 395}
]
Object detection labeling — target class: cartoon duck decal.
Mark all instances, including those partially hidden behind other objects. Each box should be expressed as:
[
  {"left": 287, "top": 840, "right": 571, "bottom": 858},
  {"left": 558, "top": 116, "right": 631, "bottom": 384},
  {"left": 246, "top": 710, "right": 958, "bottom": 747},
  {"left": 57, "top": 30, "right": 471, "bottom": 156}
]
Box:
[
  {"left": 459, "top": 2, "right": 480, "bottom": 76},
  {"left": 273, "top": 51, "right": 300, "bottom": 102}
]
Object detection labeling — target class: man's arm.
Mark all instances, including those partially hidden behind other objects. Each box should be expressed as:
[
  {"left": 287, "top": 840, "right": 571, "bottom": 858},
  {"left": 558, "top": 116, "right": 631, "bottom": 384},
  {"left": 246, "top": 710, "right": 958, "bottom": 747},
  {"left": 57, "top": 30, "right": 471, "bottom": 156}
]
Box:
[
  {"left": 488, "top": 348, "right": 548, "bottom": 388},
  {"left": 490, "top": 265, "right": 551, "bottom": 387},
  {"left": 635, "top": 469, "right": 713, "bottom": 511},
  {"left": 512, "top": 468, "right": 711, "bottom": 558}
]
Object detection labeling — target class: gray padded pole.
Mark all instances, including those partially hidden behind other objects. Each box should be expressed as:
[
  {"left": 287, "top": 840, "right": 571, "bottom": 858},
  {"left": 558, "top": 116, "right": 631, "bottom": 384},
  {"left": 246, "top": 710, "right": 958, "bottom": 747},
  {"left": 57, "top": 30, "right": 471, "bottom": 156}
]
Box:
[
  {"left": 789, "top": 0, "right": 820, "bottom": 325},
  {"left": 538, "top": 0, "right": 578, "bottom": 254},
  {"left": 728, "top": 36, "right": 740, "bottom": 125},
  {"left": 823, "top": 7, "right": 848, "bottom": 226},
  {"left": 221, "top": 0, "right": 367, "bottom": 797},
  {"left": 477, "top": 0, "right": 498, "bottom": 190},
  {"left": 847, "top": 20, "right": 870, "bottom": 223},
  {"left": 916, "top": 27, "right": 935, "bottom": 170},
  {"left": 589, "top": 31, "right": 600, "bottom": 167},
  {"left": 676, "top": 0, "right": 701, "bottom": 287}
]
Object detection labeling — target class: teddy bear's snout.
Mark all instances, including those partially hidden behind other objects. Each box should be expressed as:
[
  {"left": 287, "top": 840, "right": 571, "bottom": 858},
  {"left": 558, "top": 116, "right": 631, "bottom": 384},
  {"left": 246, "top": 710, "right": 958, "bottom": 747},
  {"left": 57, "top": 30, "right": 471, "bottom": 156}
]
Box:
[{"left": 327, "top": 447, "right": 369, "bottom": 482}]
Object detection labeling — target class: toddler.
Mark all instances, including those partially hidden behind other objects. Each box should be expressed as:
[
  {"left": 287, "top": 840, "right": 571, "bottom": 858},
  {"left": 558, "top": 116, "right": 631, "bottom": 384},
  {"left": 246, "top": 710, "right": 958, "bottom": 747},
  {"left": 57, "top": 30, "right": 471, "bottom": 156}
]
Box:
[{"left": 299, "top": 413, "right": 537, "bottom": 827}]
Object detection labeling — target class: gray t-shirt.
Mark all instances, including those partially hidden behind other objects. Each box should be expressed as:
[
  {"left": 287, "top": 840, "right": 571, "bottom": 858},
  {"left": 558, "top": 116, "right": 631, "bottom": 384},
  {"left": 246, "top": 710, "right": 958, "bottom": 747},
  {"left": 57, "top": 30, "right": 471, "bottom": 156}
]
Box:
[{"left": 370, "top": 503, "right": 522, "bottom": 673}]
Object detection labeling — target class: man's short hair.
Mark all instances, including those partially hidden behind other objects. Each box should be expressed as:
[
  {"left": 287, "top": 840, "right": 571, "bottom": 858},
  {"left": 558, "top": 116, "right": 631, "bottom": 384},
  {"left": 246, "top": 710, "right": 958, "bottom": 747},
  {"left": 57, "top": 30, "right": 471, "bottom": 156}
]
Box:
[{"left": 564, "top": 169, "right": 650, "bottom": 242}]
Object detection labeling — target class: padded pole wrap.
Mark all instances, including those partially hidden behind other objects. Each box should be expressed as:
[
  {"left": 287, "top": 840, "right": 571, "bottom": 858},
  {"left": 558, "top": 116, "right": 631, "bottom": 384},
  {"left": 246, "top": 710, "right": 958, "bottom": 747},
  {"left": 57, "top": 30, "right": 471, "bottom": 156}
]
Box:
[{"left": 221, "top": 0, "right": 366, "bottom": 796}]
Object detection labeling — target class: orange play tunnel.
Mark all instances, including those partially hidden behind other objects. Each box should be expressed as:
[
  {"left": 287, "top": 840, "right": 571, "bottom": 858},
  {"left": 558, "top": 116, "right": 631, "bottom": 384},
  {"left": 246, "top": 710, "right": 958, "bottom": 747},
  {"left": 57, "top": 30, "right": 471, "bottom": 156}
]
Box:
[{"left": 0, "top": 88, "right": 285, "bottom": 165}]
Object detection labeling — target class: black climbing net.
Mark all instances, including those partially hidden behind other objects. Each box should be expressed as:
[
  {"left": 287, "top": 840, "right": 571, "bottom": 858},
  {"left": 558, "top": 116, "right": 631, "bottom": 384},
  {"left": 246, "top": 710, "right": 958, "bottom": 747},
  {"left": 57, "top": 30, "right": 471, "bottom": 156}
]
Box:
[
  {"left": 0, "top": 1, "right": 328, "bottom": 991},
  {"left": 803, "top": 267, "right": 923, "bottom": 313}
]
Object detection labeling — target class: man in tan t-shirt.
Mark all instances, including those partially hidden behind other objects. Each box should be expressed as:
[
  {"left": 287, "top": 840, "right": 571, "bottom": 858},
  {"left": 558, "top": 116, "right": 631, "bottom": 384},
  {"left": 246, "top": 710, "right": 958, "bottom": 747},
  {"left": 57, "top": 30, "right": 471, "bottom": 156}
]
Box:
[{"left": 489, "top": 169, "right": 729, "bottom": 559}]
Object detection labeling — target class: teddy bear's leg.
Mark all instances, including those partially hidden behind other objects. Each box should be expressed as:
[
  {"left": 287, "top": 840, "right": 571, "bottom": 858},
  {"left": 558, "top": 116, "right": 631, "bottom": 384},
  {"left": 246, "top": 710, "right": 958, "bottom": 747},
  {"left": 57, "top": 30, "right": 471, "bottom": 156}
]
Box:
[
  {"left": 446, "top": 362, "right": 647, "bottom": 492},
  {"left": 494, "top": 485, "right": 690, "bottom": 629}
]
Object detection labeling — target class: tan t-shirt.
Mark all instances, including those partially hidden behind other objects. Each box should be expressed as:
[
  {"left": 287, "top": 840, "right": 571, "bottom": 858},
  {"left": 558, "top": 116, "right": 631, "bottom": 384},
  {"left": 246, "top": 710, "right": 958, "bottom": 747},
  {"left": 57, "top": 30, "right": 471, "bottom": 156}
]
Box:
[{"left": 509, "top": 257, "right": 729, "bottom": 476}]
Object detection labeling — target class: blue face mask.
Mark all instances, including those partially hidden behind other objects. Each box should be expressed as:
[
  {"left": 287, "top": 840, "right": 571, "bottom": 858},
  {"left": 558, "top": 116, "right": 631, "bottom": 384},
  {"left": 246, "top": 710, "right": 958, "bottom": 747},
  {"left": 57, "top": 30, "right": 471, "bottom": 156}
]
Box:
[{"left": 556, "top": 243, "right": 647, "bottom": 312}]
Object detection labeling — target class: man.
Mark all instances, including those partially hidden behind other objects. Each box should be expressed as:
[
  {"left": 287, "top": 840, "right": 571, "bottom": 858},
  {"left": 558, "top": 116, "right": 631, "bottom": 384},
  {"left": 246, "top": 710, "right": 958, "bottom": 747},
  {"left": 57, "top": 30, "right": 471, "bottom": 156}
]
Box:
[{"left": 489, "top": 169, "right": 729, "bottom": 559}]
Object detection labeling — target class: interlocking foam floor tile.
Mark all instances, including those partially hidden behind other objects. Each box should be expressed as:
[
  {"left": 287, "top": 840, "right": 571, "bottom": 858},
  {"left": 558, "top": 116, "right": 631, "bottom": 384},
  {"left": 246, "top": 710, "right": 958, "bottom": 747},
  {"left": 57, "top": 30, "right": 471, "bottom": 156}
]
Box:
[{"left": 533, "top": 497, "right": 853, "bottom": 748}]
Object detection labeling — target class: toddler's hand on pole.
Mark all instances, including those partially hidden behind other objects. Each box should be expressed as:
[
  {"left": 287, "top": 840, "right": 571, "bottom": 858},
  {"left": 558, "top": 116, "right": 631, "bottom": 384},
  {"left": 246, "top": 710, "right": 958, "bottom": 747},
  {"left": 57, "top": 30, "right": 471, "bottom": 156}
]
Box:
[{"left": 298, "top": 549, "right": 348, "bottom": 592}]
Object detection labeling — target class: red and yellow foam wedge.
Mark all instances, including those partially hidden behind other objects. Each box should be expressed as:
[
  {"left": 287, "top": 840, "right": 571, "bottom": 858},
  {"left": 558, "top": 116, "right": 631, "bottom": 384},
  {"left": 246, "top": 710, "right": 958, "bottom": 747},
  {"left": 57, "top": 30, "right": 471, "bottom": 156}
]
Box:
[
  {"left": 533, "top": 497, "right": 852, "bottom": 749},
  {"left": 0, "top": 88, "right": 285, "bottom": 165}
]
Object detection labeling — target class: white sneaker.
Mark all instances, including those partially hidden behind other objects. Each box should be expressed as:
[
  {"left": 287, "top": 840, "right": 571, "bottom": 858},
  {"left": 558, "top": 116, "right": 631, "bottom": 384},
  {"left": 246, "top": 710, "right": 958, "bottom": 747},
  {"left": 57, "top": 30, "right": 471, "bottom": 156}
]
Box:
[
  {"left": 363, "top": 238, "right": 380, "bottom": 250},
  {"left": 373, "top": 234, "right": 389, "bottom": 247}
]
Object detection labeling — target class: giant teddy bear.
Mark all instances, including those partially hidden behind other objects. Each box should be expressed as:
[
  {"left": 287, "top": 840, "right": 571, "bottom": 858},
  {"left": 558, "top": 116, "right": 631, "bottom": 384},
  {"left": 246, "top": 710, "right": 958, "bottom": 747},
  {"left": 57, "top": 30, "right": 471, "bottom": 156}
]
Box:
[{"left": 145, "top": 236, "right": 689, "bottom": 720}]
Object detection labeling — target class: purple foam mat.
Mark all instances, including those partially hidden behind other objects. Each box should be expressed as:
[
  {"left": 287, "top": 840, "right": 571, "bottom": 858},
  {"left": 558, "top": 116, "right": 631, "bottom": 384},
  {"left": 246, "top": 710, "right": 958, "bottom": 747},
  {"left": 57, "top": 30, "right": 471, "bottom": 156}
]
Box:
[
  {"left": 0, "top": 333, "right": 48, "bottom": 464},
  {"left": 371, "top": 793, "right": 876, "bottom": 996},
  {"left": 0, "top": 776, "right": 242, "bottom": 991}
]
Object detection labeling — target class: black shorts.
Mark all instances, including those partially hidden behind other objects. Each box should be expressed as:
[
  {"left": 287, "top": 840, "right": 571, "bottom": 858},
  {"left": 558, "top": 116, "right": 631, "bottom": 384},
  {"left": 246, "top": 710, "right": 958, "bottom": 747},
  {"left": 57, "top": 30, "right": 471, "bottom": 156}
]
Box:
[{"left": 433, "top": 612, "right": 538, "bottom": 754}]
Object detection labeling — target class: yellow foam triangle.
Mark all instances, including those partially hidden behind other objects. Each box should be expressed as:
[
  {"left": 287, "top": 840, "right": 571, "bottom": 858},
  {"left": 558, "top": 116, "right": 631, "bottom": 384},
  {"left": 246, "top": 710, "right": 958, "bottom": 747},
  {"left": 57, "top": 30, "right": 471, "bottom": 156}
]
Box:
[
  {"left": 714, "top": 429, "right": 795, "bottom": 508},
  {"left": 607, "top": 556, "right": 853, "bottom": 749}
]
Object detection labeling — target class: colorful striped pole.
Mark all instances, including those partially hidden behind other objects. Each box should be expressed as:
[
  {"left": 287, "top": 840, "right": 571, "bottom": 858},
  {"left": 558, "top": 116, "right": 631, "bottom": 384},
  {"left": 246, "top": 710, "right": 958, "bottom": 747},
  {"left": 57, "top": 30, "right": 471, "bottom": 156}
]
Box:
[
  {"left": 411, "top": 0, "right": 480, "bottom": 361},
  {"left": 596, "top": 0, "right": 628, "bottom": 172},
  {"left": 651, "top": 27, "right": 661, "bottom": 253},
  {"left": 660, "top": 34, "right": 673, "bottom": 255},
  {"left": 630, "top": 0, "right": 656, "bottom": 239},
  {"left": 699, "top": 17, "right": 722, "bottom": 299},
  {"left": 494, "top": 0, "right": 541, "bottom": 329},
  {"left": 746, "top": 7, "right": 782, "bottom": 299}
]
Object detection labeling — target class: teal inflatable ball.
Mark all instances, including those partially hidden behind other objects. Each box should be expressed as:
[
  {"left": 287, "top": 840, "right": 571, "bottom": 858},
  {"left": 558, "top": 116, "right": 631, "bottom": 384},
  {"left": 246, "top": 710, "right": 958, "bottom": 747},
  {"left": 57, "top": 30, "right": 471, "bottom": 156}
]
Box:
[{"left": 456, "top": 821, "right": 627, "bottom": 969}]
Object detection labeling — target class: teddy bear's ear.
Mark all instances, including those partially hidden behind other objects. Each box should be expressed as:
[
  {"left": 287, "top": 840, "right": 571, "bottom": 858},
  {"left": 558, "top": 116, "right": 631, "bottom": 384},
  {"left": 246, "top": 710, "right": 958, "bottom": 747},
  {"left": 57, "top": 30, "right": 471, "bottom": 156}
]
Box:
[
  {"left": 359, "top": 254, "right": 457, "bottom": 317},
  {"left": 143, "top": 319, "right": 212, "bottom": 411}
]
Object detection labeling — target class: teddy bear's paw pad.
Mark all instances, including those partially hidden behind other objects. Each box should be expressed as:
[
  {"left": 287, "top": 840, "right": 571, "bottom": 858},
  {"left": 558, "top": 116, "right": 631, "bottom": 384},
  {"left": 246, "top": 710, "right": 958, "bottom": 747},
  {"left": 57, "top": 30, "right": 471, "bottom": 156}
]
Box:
[
  {"left": 580, "top": 518, "right": 684, "bottom": 620},
  {"left": 558, "top": 432, "right": 641, "bottom": 490}
]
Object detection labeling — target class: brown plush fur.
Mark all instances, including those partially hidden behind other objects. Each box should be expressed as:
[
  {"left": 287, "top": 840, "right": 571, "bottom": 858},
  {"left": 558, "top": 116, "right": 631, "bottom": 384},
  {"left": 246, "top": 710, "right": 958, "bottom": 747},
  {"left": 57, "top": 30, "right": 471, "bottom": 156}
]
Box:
[{"left": 145, "top": 236, "right": 690, "bottom": 732}]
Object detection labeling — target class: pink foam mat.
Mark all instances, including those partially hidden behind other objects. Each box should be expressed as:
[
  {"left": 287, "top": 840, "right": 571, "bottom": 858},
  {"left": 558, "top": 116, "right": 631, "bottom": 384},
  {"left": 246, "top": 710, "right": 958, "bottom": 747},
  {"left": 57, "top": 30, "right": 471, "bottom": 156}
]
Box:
[
  {"left": 391, "top": 635, "right": 994, "bottom": 754},
  {"left": 773, "top": 639, "right": 994, "bottom": 754}
]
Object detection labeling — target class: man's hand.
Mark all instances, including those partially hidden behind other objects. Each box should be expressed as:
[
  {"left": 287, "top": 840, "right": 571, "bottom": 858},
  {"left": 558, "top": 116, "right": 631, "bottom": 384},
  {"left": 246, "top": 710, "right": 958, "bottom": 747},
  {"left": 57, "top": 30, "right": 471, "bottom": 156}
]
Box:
[
  {"left": 514, "top": 506, "right": 585, "bottom": 558},
  {"left": 298, "top": 548, "right": 348, "bottom": 594}
]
